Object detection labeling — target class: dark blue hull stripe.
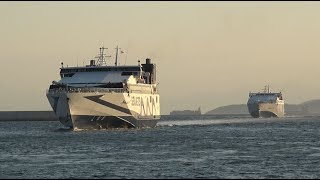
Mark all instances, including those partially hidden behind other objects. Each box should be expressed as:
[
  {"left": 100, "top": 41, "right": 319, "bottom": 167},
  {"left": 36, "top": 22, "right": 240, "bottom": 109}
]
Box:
[{"left": 85, "top": 95, "right": 131, "bottom": 115}]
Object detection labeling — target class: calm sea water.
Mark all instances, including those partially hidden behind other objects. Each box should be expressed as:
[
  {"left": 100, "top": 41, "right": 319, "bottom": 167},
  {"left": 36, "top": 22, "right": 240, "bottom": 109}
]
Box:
[{"left": 0, "top": 115, "right": 320, "bottom": 179}]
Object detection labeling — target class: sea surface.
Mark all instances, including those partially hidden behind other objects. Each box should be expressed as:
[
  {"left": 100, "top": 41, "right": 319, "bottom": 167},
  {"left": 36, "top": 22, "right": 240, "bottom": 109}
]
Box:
[{"left": 0, "top": 115, "right": 320, "bottom": 179}]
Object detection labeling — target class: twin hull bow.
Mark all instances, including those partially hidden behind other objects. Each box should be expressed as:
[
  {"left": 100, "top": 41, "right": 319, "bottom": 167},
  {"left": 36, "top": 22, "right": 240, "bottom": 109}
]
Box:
[
  {"left": 247, "top": 102, "right": 284, "bottom": 118},
  {"left": 47, "top": 89, "right": 160, "bottom": 129}
]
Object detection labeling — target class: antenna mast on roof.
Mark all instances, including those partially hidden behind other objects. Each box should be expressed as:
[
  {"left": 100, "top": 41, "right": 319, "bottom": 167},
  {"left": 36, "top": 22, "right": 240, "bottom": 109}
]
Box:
[
  {"left": 263, "top": 85, "right": 270, "bottom": 93},
  {"left": 115, "top": 45, "right": 121, "bottom": 66},
  {"left": 96, "top": 46, "right": 111, "bottom": 66}
]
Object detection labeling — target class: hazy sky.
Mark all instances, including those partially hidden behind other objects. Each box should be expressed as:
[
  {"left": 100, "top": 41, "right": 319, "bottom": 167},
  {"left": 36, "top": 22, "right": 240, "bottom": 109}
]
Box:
[{"left": 1, "top": 1, "right": 320, "bottom": 114}]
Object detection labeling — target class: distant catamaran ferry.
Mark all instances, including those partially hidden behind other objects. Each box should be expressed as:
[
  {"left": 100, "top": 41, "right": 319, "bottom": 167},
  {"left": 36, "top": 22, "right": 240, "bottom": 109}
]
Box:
[
  {"left": 46, "top": 46, "right": 160, "bottom": 129},
  {"left": 247, "top": 85, "right": 284, "bottom": 118}
]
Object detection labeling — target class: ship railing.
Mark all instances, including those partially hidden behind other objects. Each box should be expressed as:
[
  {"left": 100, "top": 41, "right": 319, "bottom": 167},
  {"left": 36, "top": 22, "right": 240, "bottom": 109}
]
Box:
[{"left": 47, "top": 87, "right": 125, "bottom": 94}]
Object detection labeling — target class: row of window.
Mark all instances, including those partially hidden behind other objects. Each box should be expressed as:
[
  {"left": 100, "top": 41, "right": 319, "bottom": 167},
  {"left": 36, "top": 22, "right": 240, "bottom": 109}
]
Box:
[
  {"left": 60, "top": 71, "right": 138, "bottom": 78},
  {"left": 61, "top": 73, "right": 75, "bottom": 78},
  {"left": 121, "top": 72, "right": 139, "bottom": 76},
  {"left": 60, "top": 66, "right": 140, "bottom": 73}
]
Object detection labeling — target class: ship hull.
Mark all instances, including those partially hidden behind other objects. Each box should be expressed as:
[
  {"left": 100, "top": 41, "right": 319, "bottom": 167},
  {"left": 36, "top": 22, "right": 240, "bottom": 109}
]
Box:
[
  {"left": 46, "top": 89, "right": 160, "bottom": 129},
  {"left": 247, "top": 102, "right": 284, "bottom": 118}
]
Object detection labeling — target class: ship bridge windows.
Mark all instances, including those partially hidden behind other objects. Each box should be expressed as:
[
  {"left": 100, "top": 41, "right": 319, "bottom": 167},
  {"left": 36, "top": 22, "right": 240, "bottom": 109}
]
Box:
[
  {"left": 121, "top": 72, "right": 139, "bottom": 76},
  {"left": 60, "top": 66, "right": 141, "bottom": 74},
  {"left": 60, "top": 73, "right": 75, "bottom": 78}
]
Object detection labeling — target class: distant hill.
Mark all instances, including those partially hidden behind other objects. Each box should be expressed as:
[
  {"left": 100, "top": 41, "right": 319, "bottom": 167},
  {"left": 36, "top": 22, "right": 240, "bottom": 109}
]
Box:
[
  {"left": 300, "top": 99, "right": 320, "bottom": 114},
  {"left": 205, "top": 104, "right": 248, "bottom": 115},
  {"left": 205, "top": 99, "right": 320, "bottom": 116}
]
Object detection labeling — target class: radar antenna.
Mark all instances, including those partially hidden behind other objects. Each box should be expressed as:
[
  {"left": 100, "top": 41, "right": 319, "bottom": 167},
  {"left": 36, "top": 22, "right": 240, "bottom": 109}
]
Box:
[
  {"left": 263, "top": 85, "right": 270, "bottom": 93},
  {"left": 95, "top": 46, "right": 111, "bottom": 66}
]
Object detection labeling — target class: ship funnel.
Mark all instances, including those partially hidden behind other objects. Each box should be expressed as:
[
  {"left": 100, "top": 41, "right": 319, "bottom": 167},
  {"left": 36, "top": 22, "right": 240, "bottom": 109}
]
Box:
[{"left": 146, "top": 58, "right": 151, "bottom": 64}]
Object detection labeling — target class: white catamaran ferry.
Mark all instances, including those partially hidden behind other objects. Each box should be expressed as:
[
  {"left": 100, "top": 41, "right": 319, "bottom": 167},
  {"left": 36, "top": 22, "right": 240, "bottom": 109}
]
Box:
[
  {"left": 46, "top": 46, "right": 160, "bottom": 129},
  {"left": 247, "top": 85, "right": 284, "bottom": 118}
]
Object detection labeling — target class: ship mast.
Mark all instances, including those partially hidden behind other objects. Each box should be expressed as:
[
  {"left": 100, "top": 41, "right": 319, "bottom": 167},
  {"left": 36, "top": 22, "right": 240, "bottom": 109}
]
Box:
[
  {"left": 115, "top": 45, "right": 121, "bottom": 66},
  {"left": 263, "top": 85, "right": 270, "bottom": 93},
  {"left": 96, "top": 46, "right": 110, "bottom": 66}
]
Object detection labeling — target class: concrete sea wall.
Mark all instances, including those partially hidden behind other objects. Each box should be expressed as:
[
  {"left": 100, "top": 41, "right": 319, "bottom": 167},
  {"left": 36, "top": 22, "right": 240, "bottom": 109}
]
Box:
[{"left": 0, "top": 111, "right": 58, "bottom": 121}]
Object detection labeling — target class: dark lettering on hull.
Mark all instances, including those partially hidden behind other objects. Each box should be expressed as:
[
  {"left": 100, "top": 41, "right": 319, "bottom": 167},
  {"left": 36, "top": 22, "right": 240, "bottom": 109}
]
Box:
[{"left": 85, "top": 95, "right": 131, "bottom": 115}]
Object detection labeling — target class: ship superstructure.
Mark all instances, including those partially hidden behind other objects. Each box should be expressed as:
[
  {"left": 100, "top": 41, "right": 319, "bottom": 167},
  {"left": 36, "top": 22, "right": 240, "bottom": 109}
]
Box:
[
  {"left": 46, "top": 46, "right": 160, "bottom": 129},
  {"left": 247, "top": 85, "right": 284, "bottom": 118}
]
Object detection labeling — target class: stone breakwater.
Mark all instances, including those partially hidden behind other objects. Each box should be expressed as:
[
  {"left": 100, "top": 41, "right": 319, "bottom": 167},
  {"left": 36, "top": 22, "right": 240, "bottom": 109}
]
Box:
[{"left": 0, "top": 111, "right": 58, "bottom": 121}]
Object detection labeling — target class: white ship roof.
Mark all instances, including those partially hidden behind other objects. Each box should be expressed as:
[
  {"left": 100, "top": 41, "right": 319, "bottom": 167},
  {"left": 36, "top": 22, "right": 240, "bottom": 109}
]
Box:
[
  {"left": 58, "top": 71, "right": 134, "bottom": 85},
  {"left": 248, "top": 93, "right": 283, "bottom": 103},
  {"left": 53, "top": 47, "right": 157, "bottom": 87}
]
